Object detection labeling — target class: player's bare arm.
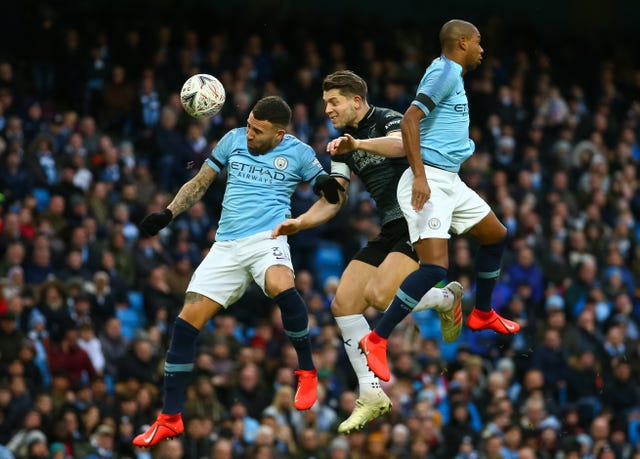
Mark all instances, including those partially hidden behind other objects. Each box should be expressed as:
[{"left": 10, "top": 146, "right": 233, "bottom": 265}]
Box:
[
  {"left": 327, "top": 132, "right": 404, "bottom": 158},
  {"left": 167, "top": 163, "right": 218, "bottom": 217},
  {"left": 271, "top": 177, "right": 348, "bottom": 238},
  {"left": 401, "top": 105, "right": 430, "bottom": 210}
]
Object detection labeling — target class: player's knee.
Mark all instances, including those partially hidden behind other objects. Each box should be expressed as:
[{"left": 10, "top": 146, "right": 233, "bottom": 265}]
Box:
[
  {"left": 495, "top": 222, "right": 507, "bottom": 241},
  {"left": 476, "top": 221, "right": 507, "bottom": 245},
  {"left": 330, "top": 298, "right": 344, "bottom": 316},
  {"left": 364, "top": 283, "right": 392, "bottom": 312},
  {"left": 265, "top": 274, "right": 295, "bottom": 298},
  {"left": 331, "top": 297, "right": 358, "bottom": 317}
]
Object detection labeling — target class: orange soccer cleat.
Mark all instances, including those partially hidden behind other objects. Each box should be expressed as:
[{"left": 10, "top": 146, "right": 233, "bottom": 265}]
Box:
[
  {"left": 132, "top": 413, "right": 184, "bottom": 448},
  {"left": 294, "top": 369, "right": 318, "bottom": 410},
  {"left": 359, "top": 331, "right": 390, "bottom": 381},
  {"left": 467, "top": 308, "right": 521, "bottom": 334}
]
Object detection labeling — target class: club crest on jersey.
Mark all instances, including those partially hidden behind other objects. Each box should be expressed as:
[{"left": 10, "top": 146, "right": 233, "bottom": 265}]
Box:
[
  {"left": 274, "top": 157, "right": 288, "bottom": 170},
  {"left": 428, "top": 218, "right": 441, "bottom": 230}
]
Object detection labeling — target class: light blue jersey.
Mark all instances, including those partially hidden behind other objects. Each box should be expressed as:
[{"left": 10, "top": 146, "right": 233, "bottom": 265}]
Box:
[
  {"left": 411, "top": 56, "right": 475, "bottom": 172},
  {"left": 205, "top": 128, "right": 325, "bottom": 241}
]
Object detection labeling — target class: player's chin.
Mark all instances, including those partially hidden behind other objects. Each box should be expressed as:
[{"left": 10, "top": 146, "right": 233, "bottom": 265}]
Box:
[{"left": 329, "top": 118, "right": 343, "bottom": 129}]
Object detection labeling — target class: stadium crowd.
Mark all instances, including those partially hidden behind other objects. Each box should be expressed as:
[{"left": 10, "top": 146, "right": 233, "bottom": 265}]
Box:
[{"left": 1, "top": 3, "right": 640, "bottom": 459}]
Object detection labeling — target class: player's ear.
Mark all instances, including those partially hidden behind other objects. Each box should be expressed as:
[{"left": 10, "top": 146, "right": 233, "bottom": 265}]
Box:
[
  {"left": 354, "top": 95, "right": 363, "bottom": 109},
  {"left": 459, "top": 36, "right": 468, "bottom": 51}
]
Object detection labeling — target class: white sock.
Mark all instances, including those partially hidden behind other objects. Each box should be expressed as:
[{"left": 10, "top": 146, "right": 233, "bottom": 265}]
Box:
[
  {"left": 415, "top": 287, "right": 453, "bottom": 310},
  {"left": 335, "top": 314, "right": 380, "bottom": 394}
]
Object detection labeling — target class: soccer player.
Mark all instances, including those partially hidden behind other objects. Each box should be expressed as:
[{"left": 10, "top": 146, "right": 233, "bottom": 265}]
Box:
[
  {"left": 132, "top": 96, "right": 344, "bottom": 447},
  {"left": 271, "top": 70, "right": 463, "bottom": 433},
  {"left": 360, "top": 20, "right": 521, "bottom": 383}
]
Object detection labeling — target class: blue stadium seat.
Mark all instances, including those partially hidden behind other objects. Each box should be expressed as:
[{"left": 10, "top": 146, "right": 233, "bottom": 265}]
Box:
[
  {"left": 116, "top": 308, "right": 143, "bottom": 340},
  {"left": 127, "top": 291, "right": 144, "bottom": 313},
  {"left": 32, "top": 188, "right": 51, "bottom": 213},
  {"left": 314, "top": 241, "right": 344, "bottom": 288}
]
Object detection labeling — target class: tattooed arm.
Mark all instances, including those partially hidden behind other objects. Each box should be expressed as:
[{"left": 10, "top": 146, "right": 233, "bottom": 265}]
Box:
[{"left": 166, "top": 163, "right": 217, "bottom": 217}]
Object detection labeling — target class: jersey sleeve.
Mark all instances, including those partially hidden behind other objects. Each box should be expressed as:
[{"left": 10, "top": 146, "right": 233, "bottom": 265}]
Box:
[
  {"left": 205, "top": 129, "right": 236, "bottom": 172},
  {"left": 381, "top": 111, "right": 402, "bottom": 135},
  {"left": 299, "top": 145, "right": 327, "bottom": 186},
  {"left": 411, "top": 64, "right": 458, "bottom": 117}
]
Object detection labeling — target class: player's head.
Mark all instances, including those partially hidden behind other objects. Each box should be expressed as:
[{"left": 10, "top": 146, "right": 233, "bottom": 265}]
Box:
[
  {"left": 439, "top": 19, "right": 483, "bottom": 72},
  {"left": 322, "top": 70, "right": 369, "bottom": 129},
  {"left": 246, "top": 96, "right": 291, "bottom": 154}
]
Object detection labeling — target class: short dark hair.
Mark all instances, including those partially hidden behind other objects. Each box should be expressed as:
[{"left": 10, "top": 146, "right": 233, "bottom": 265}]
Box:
[
  {"left": 322, "top": 70, "right": 368, "bottom": 100},
  {"left": 251, "top": 96, "right": 291, "bottom": 128}
]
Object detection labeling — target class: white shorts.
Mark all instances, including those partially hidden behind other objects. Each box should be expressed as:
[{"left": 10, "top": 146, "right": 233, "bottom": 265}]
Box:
[
  {"left": 397, "top": 165, "right": 491, "bottom": 243},
  {"left": 187, "top": 231, "right": 293, "bottom": 307}
]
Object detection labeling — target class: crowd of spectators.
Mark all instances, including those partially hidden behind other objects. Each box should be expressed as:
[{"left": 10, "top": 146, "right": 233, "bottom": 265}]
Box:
[{"left": 1, "top": 3, "right": 640, "bottom": 459}]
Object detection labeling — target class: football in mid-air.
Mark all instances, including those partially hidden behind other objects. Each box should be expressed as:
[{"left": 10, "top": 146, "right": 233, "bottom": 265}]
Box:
[{"left": 180, "top": 74, "right": 226, "bottom": 119}]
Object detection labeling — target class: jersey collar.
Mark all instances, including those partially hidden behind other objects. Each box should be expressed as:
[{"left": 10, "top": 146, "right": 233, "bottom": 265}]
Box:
[
  {"left": 440, "top": 55, "right": 464, "bottom": 75},
  {"left": 348, "top": 106, "right": 375, "bottom": 132}
]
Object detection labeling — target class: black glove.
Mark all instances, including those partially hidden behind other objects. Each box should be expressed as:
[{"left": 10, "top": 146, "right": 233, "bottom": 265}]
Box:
[
  {"left": 140, "top": 209, "right": 173, "bottom": 236},
  {"left": 312, "top": 175, "right": 345, "bottom": 204}
]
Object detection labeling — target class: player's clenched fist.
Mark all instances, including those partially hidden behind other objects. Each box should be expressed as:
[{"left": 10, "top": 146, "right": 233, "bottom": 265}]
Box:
[{"left": 140, "top": 209, "right": 173, "bottom": 236}]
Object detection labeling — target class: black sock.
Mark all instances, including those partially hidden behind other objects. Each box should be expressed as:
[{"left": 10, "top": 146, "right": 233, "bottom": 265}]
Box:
[
  {"left": 475, "top": 240, "right": 506, "bottom": 312},
  {"left": 162, "top": 317, "right": 199, "bottom": 414},
  {"left": 275, "top": 287, "right": 314, "bottom": 370},
  {"left": 375, "top": 264, "right": 447, "bottom": 338}
]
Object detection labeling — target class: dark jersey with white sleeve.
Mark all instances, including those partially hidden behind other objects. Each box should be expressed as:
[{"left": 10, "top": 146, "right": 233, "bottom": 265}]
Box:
[{"left": 330, "top": 106, "right": 408, "bottom": 225}]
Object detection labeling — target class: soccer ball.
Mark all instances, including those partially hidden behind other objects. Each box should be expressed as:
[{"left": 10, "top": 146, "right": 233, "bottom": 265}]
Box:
[{"left": 180, "top": 74, "right": 226, "bottom": 119}]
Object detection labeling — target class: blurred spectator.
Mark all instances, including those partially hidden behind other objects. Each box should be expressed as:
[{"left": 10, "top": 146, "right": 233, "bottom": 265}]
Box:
[
  {"left": 25, "top": 135, "right": 58, "bottom": 190},
  {"left": 132, "top": 236, "right": 172, "bottom": 284},
  {"left": 77, "top": 322, "right": 105, "bottom": 376},
  {"left": 142, "top": 264, "right": 181, "bottom": 326},
  {"left": 98, "top": 317, "right": 127, "bottom": 380},
  {"left": 226, "top": 363, "right": 273, "bottom": 420},
  {"left": 0, "top": 312, "right": 23, "bottom": 367},
  {"left": 48, "top": 327, "right": 96, "bottom": 389},
  {"left": 601, "top": 360, "right": 639, "bottom": 416},
  {"left": 100, "top": 66, "right": 135, "bottom": 136},
  {"left": 531, "top": 328, "right": 569, "bottom": 396},
  {"left": 115, "top": 332, "right": 161, "bottom": 387},
  {"left": 0, "top": 148, "right": 32, "bottom": 205}
]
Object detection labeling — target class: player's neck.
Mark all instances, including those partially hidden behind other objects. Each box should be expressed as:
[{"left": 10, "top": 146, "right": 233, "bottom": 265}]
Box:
[
  {"left": 352, "top": 104, "right": 371, "bottom": 127},
  {"left": 442, "top": 51, "right": 467, "bottom": 75}
]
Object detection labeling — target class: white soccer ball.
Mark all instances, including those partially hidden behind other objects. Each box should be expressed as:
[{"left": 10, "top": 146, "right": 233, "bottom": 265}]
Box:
[{"left": 180, "top": 74, "right": 226, "bottom": 119}]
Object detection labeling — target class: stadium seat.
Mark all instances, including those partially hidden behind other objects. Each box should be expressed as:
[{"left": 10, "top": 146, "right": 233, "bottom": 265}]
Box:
[
  {"left": 314, "top": 241, "right": 344, "bottom": 288},
  {"left": 32, "top": 188, "right": 51, "bottom": 213},
  {"left": 127, "top": 291, "right": 144, "bottom": 313},
  {"left": 116, "top": 308, "right": 143, "bottom": 340}
]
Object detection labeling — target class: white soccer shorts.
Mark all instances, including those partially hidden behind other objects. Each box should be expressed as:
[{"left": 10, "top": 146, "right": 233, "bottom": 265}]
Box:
[
  {"left": 397, "top": 165, "right": 491, "bottom": 243},
  {"left": 187, "top": 230, "right": 294, "bottom": 306}
]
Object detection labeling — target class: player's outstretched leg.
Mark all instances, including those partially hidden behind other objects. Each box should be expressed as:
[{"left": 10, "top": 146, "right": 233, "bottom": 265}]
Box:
[
  {"left": 335, "top": 314, "right": 392, "bottom": 434},
  {"left": 133, "top": 317, "right": 198, "bottom": 447},
  {"left": 412, "top": 282, "right": 464, "bottom": 343},
  {"left": 361, "top": 264, "right": 447, "bottom": 381},
  {"left": 466, "top": 240, "right": 520, "bottom": 334},
  {"left": 275, "top": 288, "right": 318, "bottom": 409}
]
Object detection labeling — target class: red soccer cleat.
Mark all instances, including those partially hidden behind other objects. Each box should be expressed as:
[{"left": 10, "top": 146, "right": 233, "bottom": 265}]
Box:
[
  {"left": 294, "top": 369, "right": 318, "bottom": 410},
  {"left": 132, "top": 413, "right": 184, "bottom": 447},
  {"left": 467, "top": 308, "right": 521, "bottom": 334},
  {"left": 359, "top": 331, "right": 390, "bottom": 381}
]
